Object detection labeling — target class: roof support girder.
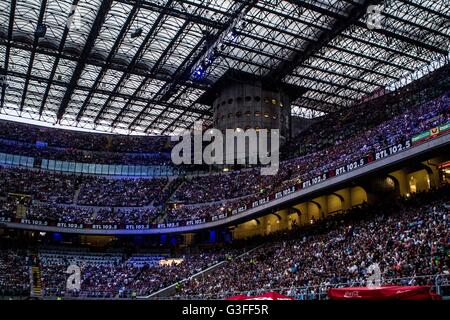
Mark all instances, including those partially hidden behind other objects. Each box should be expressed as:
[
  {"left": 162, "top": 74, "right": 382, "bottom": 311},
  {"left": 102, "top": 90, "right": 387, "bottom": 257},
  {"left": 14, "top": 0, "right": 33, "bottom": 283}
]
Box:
[
  {"left": 0, "top": 38, "right": 208, "bottom": 91},
  {"left": 0, "top": 0, "right": 17, "bottom": 112},
  {"left": 93, "top": 0, "right": 175, "bottom": 124},
  {"left": 19, "top": 0, "right": 48, "bottom": 112},
  {"left": 140, "top": 0, "right": 258, "bottom": 133},
  {"left": 56, "top": 0, "right": 113, "bottom": 120},
  {"left": 39, "top": 0, "right": 80, "bottom": 116},
  {"left": 265, "top": 0, "right": 382, "bottom": 82},
  {"left": 75, "top": 3, "right": 139, "bottom": 122},
  {"left": 4, "top": 69, "right": 211, "bottom": 117}
]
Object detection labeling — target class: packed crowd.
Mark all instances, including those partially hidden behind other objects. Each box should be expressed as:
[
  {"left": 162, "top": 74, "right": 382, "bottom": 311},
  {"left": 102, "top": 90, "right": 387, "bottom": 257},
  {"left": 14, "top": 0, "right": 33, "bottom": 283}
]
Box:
[
  {"left": 0, "top": 249, "right": 30, "bottom": 297},
  {"left": 173, "top": 187, "right": 450, "bottom": 299},
  {"left": 0, "top": 197, "right": 18, "bottom": 219},
  {"left": 0, "top": 65, "right": 448, "bottom": 226},
  {"left": 0, "top": 120, "right": 173, "bottom": 166},
  {"left": 0, "top": 120, "right": 171, "bottom": 153},
  {"left": 0, "top": 187, "right": 447, "bottom": 300},
  {"left": 172, "top": 171, "right": 262, "bottom": 204},
  {"left": 38, "top": 250, "right": 235, "bottom": 298},
  {"left": 1, "top": 202, "right": 162, "bottom": 226},
  {"left": 0, "top": 140, "right": 172, "bottom": 166},
  {"left": 283, "top": 63, "right": 449, "bottom": 160},
  {"left": 0, "top": 246, "right": 236, "bottom": 298},
  {"left": 167, "top": 202, "right": 228, "bottom": 222},
  {"left": 0, "top": 166, "right": 168, "bottom": 207},
  {"left": 77, "top": 176, "right": 168, "bottom": 207},
  {"left": 0, "top": 89, "right": 448, "bottom": 225},
  {"left": 165, "top": 91, "right": 449, "bottom": 220},
  {"left": 0, "top": 166, "right": 77, "bottom": 204}
]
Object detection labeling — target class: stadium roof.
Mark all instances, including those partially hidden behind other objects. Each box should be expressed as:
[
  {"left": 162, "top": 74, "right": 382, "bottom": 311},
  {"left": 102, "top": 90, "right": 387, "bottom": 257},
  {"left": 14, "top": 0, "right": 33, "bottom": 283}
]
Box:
[{"left": 0, "top": 0, "right": 448, "bottom": 135}]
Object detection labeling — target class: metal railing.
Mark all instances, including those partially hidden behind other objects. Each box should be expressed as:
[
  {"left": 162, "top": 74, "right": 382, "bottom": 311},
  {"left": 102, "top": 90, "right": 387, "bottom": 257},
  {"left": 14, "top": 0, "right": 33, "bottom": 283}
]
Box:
[
  {"left": 33, "top": 273, "right": 450, "bottom": 300},
  {"left": 168, "top": 273, "right": 450, "bottom": 300}
]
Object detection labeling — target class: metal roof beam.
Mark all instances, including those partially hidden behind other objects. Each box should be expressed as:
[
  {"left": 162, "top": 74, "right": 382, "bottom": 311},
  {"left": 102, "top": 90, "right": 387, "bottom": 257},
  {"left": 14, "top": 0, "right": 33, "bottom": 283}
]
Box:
[
  {"left": 93, "top": 0, "right": 175, "bottom": 124},
  {"left": 265, "top": 0, "right": 381, "bottom": 82},
  {"left": 4, "top": 69, "right": 211, "bottom": 117},
  {"left": 296, "top": 64, "right": 380, "bottom": 87},
  {"left": 362, "top": 24, "right": 448, "bottom": 56},
  {"left": 75, "top": 4, "right": 139, "bottom": 122},
  {"left": 257, "top": 4, "right": 430, "bottom": 63},
  {"left": 19, "top": 0, "right": 48, "bottom": 112},
  {"left": 216, "top": 52, "right": 272, "bottom": 71},
  {"left": 56, "top": 0, "right": 112, "bottom": 120},
  {"left": 338, "top": 0, "right": 448, "bottom": 54},
  {"left": 338, "top": 0, "right": 448, "bottom": 39},
  {"left": 0, "top": 38, "right": 209, "bottom": 91},
  {"left": 291, "top": 73, "right": 370, "bottom": 95},
  {"left": 39, "top": 0, "right": 80, "bottom": 117},
  {"left": 236, "top": 25, "right": 427, "bottom": 74},
  {"left": 327, "top": 43, "right": 415, "bottom": 72},
  {"left": 381, "top": 6, "right": 449, "bottom": 39},
  {"left": 285, "top": 0, "right": 447, "bottom": 57},
  {"left": 399, "top": 0, "right": 450, "bottom": 20},
  {"left": 147, "top": 87, "right": 195, "bottom": 134},
  {"left": 130, "top": 37, "right": 204, "bottom": 131},
  {"left": 0, "top": 0, "right": 17, "bottom": 112},
  {"left": 341, "top": 33, "right": 429, "bottom": 64},
  {"left": 142, "top": 0, "right": 258, "bottom": 133},
  {"left": 117, "top": 0, "right": 224, "bottom": 29},
  {"left": 299, "top": 86, "right": 357, "bottom": 102},
  {"left": 112, "top": 20, "right": 193, "bottom": 128},
  {"left": 310, "top": 53, "right": 398, "bottom": 80},
  {"left": 294, "top": 96, "right": 343, "bottom": 112}
]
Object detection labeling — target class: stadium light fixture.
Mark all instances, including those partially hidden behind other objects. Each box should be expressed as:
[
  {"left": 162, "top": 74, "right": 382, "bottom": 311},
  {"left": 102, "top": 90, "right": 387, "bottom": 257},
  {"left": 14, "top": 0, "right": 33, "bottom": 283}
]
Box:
[
  {"left": 131, "top": 28, "right": 143, "bottom": 38},
  {"left": 35, "top": 24, "right": 47, "bottom": 38}
]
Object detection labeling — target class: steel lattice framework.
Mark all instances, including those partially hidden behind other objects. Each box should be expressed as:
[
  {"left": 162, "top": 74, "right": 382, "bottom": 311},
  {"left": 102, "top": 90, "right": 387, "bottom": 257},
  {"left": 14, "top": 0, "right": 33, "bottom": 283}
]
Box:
[{"left": 0, "top": 0, "right": 448, "bottom": 134}]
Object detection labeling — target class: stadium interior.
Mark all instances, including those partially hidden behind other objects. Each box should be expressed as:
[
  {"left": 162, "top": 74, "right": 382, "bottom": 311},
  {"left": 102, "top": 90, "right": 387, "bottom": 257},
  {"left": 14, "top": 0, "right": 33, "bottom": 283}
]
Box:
[{"left": 0, "top": 0, "right": 448, "bottom": 301}]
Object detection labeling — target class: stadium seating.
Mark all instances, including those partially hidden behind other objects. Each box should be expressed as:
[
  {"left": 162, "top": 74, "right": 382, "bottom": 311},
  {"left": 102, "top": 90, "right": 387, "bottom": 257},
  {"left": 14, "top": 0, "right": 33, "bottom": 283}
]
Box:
[
  {"left": 0, "top": 91, "right": 448, "bottom": 226},
  {"left": 0, "top": 187, "right": 447, "bottom": 299},
  {"left": 0, "top": 250, "right": 30, "bottom": 297},
  {"left": 38, "top": 250, "right": 232, "bottom": 298},
  {"left": 172, "top": 187, "right": 450, "bottom": 299}
]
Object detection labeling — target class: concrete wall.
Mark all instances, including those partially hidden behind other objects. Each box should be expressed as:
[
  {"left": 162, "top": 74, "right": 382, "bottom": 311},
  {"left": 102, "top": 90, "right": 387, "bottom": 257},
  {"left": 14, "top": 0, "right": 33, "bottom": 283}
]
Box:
[
  {"left": 389, "top": 169, "right": 409, "bottom": 195},
  {"left": 232, "top": 186, "right": 369, "bottom": 239},
  {"left": 351, "top": 186, "right": 368, "bottom": 206},
  {"left": 407, "top": 169, "right": 431, "bottom": 193}
]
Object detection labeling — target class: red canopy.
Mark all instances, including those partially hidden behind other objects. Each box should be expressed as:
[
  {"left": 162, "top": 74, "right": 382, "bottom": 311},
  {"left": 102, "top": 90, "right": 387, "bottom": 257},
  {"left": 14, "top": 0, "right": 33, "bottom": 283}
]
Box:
[
  {"left": 328, "top": 286, "right": 441, "bottom": 300},
  {"left": 227, "top": 292, "right": 295, "bottom": 300}
]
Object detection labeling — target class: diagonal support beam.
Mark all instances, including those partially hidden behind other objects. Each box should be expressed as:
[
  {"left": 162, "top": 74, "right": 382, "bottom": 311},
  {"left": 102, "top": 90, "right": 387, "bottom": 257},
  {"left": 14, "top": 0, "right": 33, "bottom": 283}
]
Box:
[
  {"left": 132, "top": 35, "right": 206, "bottom": 131},
  {"left": 56, "top": 0, "right": 112, "bottom": 121},
  {"left": 39, "top": 0, "right": 80, "bottom": 117},
  {"left": 93, "top": 0, "right": 175, "bottom": 125},
  {"left": 146, "top": 0, "right": 259, "bottom": 133},
  {"left": 400, "top": 0, "right": 450, "bottom": 20},
  {"left": 265, "top": 0, "right": 382, "bottom": 83},
  {"left": 19, "top": 0, "right": 48, "bottom": 112},
  {"left": 5, "top": 69, "right": 212, "bottom": 117},
  {"left": 0, "top": 0, "right": 17, "bottom": 113},
  {"left": 123, "top": 18, "right": 194, "bottom": 130},
  {"left": 0, "top": 37, "right": 209, "bottom": 91},
  {"left": 75, "top": 3, "right": 139, "bottom": 122}
]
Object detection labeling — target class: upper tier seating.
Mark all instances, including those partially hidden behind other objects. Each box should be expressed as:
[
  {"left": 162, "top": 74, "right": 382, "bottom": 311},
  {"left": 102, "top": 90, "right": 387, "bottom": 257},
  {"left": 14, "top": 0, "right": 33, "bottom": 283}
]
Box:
[{"left": 173, "top": 186, "right": 450, "bottom": 299}]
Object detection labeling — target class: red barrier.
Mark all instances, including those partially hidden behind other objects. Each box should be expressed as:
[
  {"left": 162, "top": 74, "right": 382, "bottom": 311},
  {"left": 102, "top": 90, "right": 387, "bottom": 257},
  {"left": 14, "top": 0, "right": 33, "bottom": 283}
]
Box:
[{"left": 328, "top": 286, "right": 441, "bottom": 300}]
